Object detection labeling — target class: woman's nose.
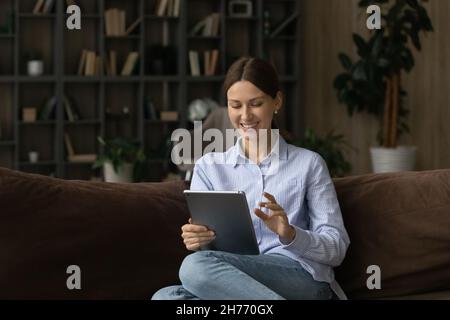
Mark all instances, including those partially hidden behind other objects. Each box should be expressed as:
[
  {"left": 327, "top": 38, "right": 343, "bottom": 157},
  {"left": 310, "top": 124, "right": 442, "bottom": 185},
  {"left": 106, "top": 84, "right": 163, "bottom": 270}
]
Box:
[{"left": 241, "top": 105, "right": 253, "bottom": 120}]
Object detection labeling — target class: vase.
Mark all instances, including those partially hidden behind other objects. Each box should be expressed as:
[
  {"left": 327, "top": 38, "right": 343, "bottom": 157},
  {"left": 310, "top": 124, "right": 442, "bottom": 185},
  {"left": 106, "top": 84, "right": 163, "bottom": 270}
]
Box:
[
  {"left": 370, "top": 145, "right": 417, "bottom": 173},
  {"left": 103, "top": 162, "right": 133, "bottom": 183},
  {"left": 27, "top": 60, "right": 44, "bottom": 76}
]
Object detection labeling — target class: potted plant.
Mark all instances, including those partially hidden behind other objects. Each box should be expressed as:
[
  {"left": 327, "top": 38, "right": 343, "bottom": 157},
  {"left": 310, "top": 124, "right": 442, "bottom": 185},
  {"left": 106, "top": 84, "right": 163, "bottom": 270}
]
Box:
[
  {"left": 333, "top": 0, "right": 433, "bottom": 173},
  {"left": 293, "top": 128, "right": 356, "bottom": 178},
  {"left": 92, "top": 137, "right": 146, "bottom": 183}
]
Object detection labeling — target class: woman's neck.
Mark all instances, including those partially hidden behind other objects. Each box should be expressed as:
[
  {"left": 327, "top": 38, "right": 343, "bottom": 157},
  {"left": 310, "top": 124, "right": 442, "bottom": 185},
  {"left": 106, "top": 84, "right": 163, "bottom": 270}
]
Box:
[{"left": 242, "top": 130, "right": 273, "bottom": 164}]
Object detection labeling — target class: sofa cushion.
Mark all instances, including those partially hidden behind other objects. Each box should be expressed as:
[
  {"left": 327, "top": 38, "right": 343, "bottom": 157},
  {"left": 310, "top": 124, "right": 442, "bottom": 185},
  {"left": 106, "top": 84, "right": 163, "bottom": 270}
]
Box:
[
  {"left": 0, "top": 167, "right": 190, "bottom": 299},
  {"left": 334, "top": 169, "right": 450, "bottom": 299}
]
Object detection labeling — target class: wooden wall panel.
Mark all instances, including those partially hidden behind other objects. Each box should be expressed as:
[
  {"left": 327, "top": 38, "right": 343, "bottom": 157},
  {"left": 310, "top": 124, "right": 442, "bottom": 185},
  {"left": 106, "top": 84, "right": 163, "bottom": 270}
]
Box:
[{"left": 299, "top": 0, "right": 450, "bottom": 174}]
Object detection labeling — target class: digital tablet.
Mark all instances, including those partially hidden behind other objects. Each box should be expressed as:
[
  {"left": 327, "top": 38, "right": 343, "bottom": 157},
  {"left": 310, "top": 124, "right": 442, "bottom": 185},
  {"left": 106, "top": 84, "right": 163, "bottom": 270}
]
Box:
[{"left": 183, "top": 190, "right": 260, "bottom": 255}]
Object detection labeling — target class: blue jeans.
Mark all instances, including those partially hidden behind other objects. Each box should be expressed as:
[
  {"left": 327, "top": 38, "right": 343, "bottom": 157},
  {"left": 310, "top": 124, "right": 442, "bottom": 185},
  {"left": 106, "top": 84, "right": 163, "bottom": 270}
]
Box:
[{"left": 151, "top": 250, "right": 333, "bottom": 300}]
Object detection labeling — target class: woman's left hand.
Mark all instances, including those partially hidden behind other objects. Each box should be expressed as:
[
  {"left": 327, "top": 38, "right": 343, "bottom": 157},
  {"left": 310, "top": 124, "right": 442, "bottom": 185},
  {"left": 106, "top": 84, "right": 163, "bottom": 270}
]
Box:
[{"left": 254, "top": 192, "right": 296, "bottom": 243}]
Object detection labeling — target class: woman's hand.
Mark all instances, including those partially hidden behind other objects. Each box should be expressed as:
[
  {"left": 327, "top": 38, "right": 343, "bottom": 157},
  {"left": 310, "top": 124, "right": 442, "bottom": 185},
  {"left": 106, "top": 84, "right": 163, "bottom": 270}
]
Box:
[
  {"left": 181, "top": 218, "right": 216, "bottom": 251},
  {"left": 254, "top": 192, "right": 296, "bottom": 243}
]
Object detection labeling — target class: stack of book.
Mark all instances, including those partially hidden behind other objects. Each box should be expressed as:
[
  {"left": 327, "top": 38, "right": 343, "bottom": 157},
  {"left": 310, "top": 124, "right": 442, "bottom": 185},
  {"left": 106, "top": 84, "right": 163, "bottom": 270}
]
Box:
[
  {"left": 155, "top": 0, "right": 181, "bottom": 17},
  {"left": 104, "top": 8, "right": 141, "bottom": 36},
  {"left": 104, "top": 51, "right": 139, "bottom": 76},
  {"left": 77, "top": 50, "right": 102, "bottom": 76},
  {"left": 189, "top": 49, "right": 219, "bottom": 76}
]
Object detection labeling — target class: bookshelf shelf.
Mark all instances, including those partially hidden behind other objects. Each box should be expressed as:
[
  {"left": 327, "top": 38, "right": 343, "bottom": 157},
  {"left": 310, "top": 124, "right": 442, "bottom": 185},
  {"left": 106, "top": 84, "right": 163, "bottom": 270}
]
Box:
[
  {"left": 0, "top": 141, "right": 15, "bottom": 146},
  {"left": 19, "top": 161, "right": 56, "bottom": 166},
  {"left": 18, "top": 76, "right": 56, "bottom": 83},
  {"left": 64, "top": 120, "right": 101, "bottom": 125},
  {"left": 264, "top": 36, "right": 296, "bottom": 41},
  {"left": 186, "top": 75, "right": 225, "bottom": 82},
  {"left": 18, "top": 14, "right": 56, "bottom": 19},
  {"left": 105, "top": 35, "right": 141, "bottom": 40},
  {"left": 19, "top": 121, "right": 57, "bottom": 126},
  {"left": 0, "top": 0, "right": 300, "bottom": 181},
  {"left": 144, "top": 15, "right": 180, "bottom": 21}
]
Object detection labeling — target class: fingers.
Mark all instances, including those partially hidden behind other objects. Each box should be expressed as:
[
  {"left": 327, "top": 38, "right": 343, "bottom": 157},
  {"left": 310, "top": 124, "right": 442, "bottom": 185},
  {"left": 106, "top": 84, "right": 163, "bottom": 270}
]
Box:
[
  {"left": 184, "top": 235, "right": 215, "bottom": 251},
  {"left": 258, "top": 202, "right": 284, "bottom": 211},
  {"left": 181, "top": 223, "right": 208, "bottom": 233},
  {"left": 263, "top": 192, "right": 277, "bottom": 204},
  {"left": 182, "top": 231, "right": 215, "bottom": 239},
  {"left": 254, "top": 208, "right": 269, "bottom": 221}
]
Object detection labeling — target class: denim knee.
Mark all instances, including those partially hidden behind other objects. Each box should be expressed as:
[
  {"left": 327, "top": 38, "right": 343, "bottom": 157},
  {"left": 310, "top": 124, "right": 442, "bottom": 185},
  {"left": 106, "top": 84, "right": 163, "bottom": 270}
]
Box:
[{"left": 179, "top": 251, "right": 213, "bottom": 292}]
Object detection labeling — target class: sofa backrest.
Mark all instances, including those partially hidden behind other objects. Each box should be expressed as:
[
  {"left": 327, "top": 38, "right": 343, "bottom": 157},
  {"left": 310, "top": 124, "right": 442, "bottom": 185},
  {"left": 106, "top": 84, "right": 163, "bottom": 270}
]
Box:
[
  {"left": 2, "top": 167, "right": 450, "bottom": 299},
  {"left": 334, "top": 169, "right": 450, "bottom": 299},
  {"left": 0, "top": 167, "right": 190, "bottom": 299}
]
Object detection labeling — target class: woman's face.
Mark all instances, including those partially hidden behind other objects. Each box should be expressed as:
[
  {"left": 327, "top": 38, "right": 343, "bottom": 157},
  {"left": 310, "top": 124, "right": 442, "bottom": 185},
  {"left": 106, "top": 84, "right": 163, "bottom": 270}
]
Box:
[{"left": 227, "top": 80, "right": 282, "bottom": 139}]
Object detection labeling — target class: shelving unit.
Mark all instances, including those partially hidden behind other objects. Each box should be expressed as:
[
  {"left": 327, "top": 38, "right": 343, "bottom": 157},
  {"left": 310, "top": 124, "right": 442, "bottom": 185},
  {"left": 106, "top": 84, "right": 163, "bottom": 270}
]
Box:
[{"left": 0, "top": 0, "right": 300, "bottom": 181}]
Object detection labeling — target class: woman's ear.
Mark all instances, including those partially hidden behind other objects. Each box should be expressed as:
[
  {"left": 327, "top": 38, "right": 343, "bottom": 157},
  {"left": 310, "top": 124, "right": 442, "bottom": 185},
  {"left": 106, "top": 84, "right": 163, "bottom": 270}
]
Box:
[{"left": 275, "top": 91, "right": 283, "bottom": 111}]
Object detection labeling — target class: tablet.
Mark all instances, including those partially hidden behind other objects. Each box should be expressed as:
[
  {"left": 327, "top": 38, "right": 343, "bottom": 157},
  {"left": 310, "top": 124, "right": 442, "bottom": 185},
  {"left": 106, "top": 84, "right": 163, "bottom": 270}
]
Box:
[{"left": 184, "top": 190, "right": 260, "bottom": 255}]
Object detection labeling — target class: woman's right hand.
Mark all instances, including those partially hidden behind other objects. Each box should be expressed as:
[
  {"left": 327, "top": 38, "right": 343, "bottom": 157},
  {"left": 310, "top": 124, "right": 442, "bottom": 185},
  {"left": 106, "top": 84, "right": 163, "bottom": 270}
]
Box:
[{"left": 181, "top": 218, "right": 216, "bottom": 251}]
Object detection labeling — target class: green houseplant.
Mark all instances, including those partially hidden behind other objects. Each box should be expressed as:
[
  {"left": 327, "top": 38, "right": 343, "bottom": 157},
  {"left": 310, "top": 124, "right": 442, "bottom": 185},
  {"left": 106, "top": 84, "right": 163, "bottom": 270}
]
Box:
[
  {"left": 293, "top": 128, "right": 355, "bottom": 177},
  {"left": 334, "top": 0, "right": 433, "bottom": 172},
  {"left": 93, "top": 137, "right": 146, "bottom": 183}
]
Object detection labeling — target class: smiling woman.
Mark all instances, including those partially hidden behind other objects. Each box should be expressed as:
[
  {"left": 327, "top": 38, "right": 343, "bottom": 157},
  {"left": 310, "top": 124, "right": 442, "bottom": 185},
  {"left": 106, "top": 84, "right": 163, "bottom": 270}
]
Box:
[{"left": 152, "top": 57, "right": 350, "bottom": 301}]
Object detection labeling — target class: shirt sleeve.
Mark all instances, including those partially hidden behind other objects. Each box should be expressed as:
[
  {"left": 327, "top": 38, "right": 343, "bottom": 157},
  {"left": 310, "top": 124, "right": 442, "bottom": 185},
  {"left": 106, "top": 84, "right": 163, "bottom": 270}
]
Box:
[
  {"left": 280, "top": 153, "right": 350, "bottom": 267},
  {"left": 190, "top": 158, "right": 214, "bottom": 191}
]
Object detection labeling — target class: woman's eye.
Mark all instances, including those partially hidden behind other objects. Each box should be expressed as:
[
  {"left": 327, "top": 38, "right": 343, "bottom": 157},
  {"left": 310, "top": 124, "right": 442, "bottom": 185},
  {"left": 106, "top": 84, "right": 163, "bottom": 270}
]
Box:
[
  {"left": 251, "top": 102, "right": 262, "bottom": 107},
  {"left": 230, "top": 104, "right": 241, "bottom": 108}
]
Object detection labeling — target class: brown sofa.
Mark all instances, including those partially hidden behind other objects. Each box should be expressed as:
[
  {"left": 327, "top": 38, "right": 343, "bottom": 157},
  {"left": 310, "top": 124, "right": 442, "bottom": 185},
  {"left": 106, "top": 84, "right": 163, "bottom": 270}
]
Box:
[{"left": 0, "top": 167, "right": 449, "bottom": 299}]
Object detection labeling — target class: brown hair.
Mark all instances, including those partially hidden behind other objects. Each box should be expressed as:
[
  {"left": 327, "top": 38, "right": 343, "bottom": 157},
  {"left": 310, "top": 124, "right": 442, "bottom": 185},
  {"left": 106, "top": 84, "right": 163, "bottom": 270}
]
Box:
[{"left": 223, "top": 57, "right": 280, "bottom": 98}]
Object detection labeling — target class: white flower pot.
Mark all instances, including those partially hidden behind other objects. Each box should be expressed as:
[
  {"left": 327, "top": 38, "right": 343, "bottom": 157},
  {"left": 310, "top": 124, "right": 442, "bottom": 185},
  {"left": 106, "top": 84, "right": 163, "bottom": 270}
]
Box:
[
  {"left": 103, "top": 162, "right": 133, "bottom": 183},
  {"left": 370, "top": 145, "right": 417, "bottom": 173},
  {"left": 27, "top": 60, "right": 44, "bottom": 76}
]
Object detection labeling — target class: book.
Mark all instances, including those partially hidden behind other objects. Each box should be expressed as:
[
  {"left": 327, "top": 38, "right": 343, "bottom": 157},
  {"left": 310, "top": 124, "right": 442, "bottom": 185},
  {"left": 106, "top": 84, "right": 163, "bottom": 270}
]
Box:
[
  {"left": 189, "top": 51, "right": 200, "bottom": 76},
  {"left": 84, "top": 51, "right": 96, "bottom": 76},
  {"left": 144, "top": 97, "right": 158, "bottom": 120},
  {"left": 156, "top": 0, "right": 169, "bottom": 16},
  {"left": 77, "top": 49, "right": 87, "bottom": 75},
  {"left": 64, "top": 133, "right": 75, "bottom": 156},
  {"left": 42, "top": 0, "right": 55, "bottom": 14},
  {"left": 173, "top": 0, "right": 180, "bottom": 17},
  {"left": 95, "top": 56, "right": 102, "bottom": 76},
  {"left": 210, "top": 49, "right": 219, "bottom": 75},
  {"left": 121, "top": 52, "right": 139, "bottom": 76},
  {"left": 38, "top": 96, "right": 57, "bottom": 120},
  {"left": 110, "top": 51, "right": 117, "bottom": 76},
  {"left": 33, "top": 0, "right": 45, "bottom": 14}
]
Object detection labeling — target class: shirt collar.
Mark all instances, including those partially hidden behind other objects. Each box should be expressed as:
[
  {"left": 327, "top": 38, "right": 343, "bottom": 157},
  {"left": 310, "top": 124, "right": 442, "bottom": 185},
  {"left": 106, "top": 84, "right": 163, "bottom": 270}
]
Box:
[{"left": 227, "top": 132, "right": 288, "bottom": 167}]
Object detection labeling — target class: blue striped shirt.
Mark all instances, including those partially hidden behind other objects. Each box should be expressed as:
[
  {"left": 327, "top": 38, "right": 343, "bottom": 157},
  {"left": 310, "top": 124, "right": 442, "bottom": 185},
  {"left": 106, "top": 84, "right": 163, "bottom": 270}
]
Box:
[{"left": 190, "top": 135, "right": 350, "bottom": 299}]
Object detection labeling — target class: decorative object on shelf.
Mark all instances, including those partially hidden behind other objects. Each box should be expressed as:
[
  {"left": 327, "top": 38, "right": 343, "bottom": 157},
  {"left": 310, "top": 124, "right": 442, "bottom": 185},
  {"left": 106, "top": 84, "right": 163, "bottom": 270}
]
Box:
[
  {"left": 160, "top": 111, "right": 179, "bottom": 122},
  {"left": 189, "top": 13, "right": 220, "bottom": 36},
  {"left": 26, "top": 52, "right": 44, "bottom": 76},
  {"left": 334, "top": 0, "right": 433, "bottom": 173},
  {"left": 292, "top": 128, "right": 356, "bottom": 178},
  {"left": 32, "top": 0, "right": 55, "bottom": 15},
  {"left": 228, "top": 0, "right": 253, "bottom": 18},
  {"left": 64, "top": 132, "right": 97, "bottom": 163},
  {"left": 28, "top": 151, "right": 39, "bottom": 163},
  {"left": 22, "top": 108, "right": 37, "bottom": 123},
  {"left": 188, "top": 98, "right": 220, "bottom": 122},
  {"left": 93, "top": 136, "right": 146, "bottom": 183}
]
